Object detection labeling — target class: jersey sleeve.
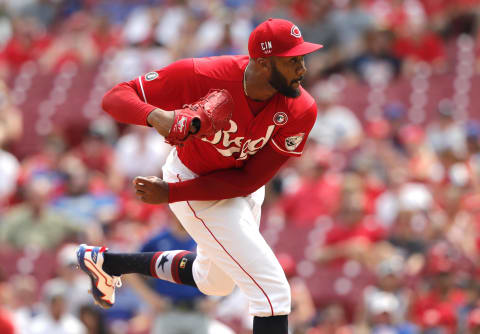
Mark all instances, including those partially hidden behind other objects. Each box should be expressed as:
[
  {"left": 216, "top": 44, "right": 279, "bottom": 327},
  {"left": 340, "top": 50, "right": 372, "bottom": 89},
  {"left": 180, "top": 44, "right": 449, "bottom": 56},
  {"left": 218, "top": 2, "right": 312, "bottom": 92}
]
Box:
[
  {"left": 102, "top": 58, "right": 199, "bottom": 127},
  {"left": 168, "top": 144, "right": 289, "bottom": 203},
  {"left": 133, "top": 58, "right": 199, "bottom": 110},
  {"left": 270, "top": 102, "right": 317, "bottom": 157}
]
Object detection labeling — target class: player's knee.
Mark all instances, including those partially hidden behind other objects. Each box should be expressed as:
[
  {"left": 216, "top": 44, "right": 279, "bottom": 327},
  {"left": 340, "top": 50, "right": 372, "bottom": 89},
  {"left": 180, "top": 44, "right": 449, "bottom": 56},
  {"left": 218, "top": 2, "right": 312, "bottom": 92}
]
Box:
[
  {"left": 198, "top": 280, "right": 235, "bottom": 296},
  {"left": 278, "top": 287, "right": 292, "bottom": 315},
  {"left": 251, "top": 276, "right": 291, "bottom": 317},
  {"left": 270, "top": 276, "right": 291, "bottom": 315}
]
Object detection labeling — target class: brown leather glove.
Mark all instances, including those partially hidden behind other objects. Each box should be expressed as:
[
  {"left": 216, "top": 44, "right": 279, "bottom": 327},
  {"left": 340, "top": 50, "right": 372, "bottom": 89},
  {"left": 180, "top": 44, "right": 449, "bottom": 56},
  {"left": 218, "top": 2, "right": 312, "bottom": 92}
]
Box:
[{"left": 165, "top": 89, "right": 234, "bottom": 146}]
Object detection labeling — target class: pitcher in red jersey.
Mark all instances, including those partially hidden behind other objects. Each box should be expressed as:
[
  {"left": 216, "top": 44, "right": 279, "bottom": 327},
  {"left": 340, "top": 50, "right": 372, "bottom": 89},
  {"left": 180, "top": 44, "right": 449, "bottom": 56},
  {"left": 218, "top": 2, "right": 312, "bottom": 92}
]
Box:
[{"left": 77, "top": 18, "right": 322, "bottom": 334}]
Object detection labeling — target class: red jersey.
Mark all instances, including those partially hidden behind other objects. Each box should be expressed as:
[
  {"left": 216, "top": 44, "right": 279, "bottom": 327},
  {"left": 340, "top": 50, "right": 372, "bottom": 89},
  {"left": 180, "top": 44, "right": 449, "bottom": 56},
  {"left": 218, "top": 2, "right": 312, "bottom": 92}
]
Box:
[{"left": 130, "top": 55, "right": 317, "bottom": 175}]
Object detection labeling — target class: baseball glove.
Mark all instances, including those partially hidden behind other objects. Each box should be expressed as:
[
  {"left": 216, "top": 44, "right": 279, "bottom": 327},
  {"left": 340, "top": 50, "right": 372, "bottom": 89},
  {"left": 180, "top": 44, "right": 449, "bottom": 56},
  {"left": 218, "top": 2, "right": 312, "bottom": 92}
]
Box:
[{"left": 165, "top": 89, "right": 234, "bottom": 146}]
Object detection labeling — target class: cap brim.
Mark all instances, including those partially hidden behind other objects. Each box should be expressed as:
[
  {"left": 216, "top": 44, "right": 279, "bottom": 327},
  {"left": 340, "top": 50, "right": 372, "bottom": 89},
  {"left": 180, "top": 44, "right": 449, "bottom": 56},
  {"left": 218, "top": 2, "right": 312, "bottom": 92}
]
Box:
[{"left": 277, "top": 42, "right": 323, "bottom": 57}]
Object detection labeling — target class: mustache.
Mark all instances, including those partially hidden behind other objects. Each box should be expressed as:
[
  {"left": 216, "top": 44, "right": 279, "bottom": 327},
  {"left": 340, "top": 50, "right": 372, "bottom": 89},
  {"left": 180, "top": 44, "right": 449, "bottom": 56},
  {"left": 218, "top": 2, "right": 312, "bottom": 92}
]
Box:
[{"left": 291, "top": 76, "right": 304, "bottom": 85}]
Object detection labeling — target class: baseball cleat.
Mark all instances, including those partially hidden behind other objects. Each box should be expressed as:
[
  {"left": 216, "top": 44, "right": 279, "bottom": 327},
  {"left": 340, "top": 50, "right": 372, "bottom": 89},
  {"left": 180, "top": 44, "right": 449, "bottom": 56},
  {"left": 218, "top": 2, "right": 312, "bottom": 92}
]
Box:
[{"left": 76, "top": 244, "right": 122, "bottom": 309}]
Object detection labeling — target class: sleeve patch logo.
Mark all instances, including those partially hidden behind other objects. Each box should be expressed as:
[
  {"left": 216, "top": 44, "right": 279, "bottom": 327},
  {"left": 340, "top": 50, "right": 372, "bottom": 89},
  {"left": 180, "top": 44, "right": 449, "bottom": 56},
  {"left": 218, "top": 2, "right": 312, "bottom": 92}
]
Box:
[
  {"left": 145, "top": 72, "right": 159, "bottom": 81},
  {"left": 285, "top": 133, "right": 304, "bottom": 151},
  {"left": 273, "top": 112, "right": 288, "bottom": 125}
]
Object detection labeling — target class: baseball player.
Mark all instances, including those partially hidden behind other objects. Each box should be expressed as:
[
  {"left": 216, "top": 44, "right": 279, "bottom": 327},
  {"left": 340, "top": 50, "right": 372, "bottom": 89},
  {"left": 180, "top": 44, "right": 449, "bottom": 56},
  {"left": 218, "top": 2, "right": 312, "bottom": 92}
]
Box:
[{"left": 77, "top": 18, "right": 322, "bottom": 334}]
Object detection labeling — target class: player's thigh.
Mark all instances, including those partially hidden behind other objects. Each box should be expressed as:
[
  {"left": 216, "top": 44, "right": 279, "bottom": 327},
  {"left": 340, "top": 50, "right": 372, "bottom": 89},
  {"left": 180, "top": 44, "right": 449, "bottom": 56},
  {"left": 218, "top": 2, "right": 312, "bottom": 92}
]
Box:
[
  {"left": 169, "top": 197, "right": 291, "bottom": 316},
  {"left": 193, "top": 245, "right": 236, "bottom": 296}
]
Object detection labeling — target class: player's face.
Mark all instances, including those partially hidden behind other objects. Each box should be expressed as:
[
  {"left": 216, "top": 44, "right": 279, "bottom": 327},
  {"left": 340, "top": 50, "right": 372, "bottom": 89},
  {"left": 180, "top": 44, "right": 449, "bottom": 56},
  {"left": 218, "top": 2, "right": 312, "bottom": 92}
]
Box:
[{"left": 269, "top": 55, "right": 307, "bottom": 98}]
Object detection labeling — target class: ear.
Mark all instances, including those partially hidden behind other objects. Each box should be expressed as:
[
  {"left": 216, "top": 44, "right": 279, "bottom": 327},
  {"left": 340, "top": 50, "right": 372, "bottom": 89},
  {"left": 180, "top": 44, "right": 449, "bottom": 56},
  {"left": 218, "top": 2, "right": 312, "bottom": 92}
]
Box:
[{"left": 255, "top": 57, "right": 272, "bottom": 73}]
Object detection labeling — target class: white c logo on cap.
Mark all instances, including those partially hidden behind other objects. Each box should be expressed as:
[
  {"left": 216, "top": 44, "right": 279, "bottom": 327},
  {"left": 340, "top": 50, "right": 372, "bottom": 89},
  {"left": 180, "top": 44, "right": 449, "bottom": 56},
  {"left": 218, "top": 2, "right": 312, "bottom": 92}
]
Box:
[{"left": 291, "top": 25, "right": 301, "bottom": 38}]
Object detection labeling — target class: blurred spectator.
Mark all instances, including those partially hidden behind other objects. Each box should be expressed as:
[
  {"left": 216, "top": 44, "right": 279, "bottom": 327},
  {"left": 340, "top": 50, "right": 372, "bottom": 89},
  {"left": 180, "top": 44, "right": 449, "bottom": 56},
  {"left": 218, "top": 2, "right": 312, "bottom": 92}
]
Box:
[
  {"left": 382, "top": 102, "right": 409, "bottom": 155},
  {"left": 300, "top": 0, "right": 335, "bottom": 49},
  {"left": 39, "top": 12, "right": 99, "bottom": 72},
  {"left": 367, "top": 292, "right": 418, "bottom": 334},
  {"left": 457, "top": 279, "right": 480, "bottom": 334},
  {"left": 307, "top": 303, "right": 353, "bottom": 334},
  {"left": 21, "top": 0, "right": 58, "bottom": 28},
  {"left": 393, "top": 21, "right": 446, "bottom": 73},
  {"left": 0, "top": 80, "right": 22, "bottom": 145},
  {"left": 367, "top": 0, "right": 427, "bottom": 33},
  {"left": 71, "top": 118, "right": 117, "bottom": 175},
  {"left": 101, "top": 279, "right": 147, "bottom": 334},
  {"left": 51, "top": 155, "right": 119, "bottom": 229},
  {"left": 0, "top": 176, "right": 82, "bottom": 250},
  {"left": 350, "top": 29, "right": 402, "bottom": 83},
  {"left": 0, "top": 5, "right": 12, "bottom": 48},
  {"left": 123, "top": 6, "right": 167, "bottom": 47},
  {"left": 410, "top": 242, "right": 465, "bottom": 334},
  {"left": 29, "top": 280, "right": 86, "bottom": 334},
  {"left": 356, "top": 257, "right": 417, "bottom": 333},
  {"left": 314, "top": 172, "right": 386, "bottom": 270},
  {"left": 426, "top": 99, "right": 467, "bottom": 158},
  {"left": 309, "top": 80, "right": 364, "bottom": 150},
  {"left": 274, "top": 145, "right": 341, "bottom": 227},
  {"left": 70, "top": 118, "right": 120, "bottom": 191},
  {"left": 0, "top": 15, "right": 51, "bottom": 74},
  {"left": 42, "top": 244, "right": 92, "bottom": 315},
  {"left": 198, "top": 22, "right": 243, "bottom": 57},
  {"left": 78, "top": 305, "right": 109, "bottom": 334},
  {"left": 465, "top": 120, "right": 480, "bottom": 189},
  {"left": 301, "top": 0, "right": 374, "bottom": 77},
  {"left": 400, "top": 124, "right": 440, "bottom": 183},
  {"left": 106, "top": 37, "right": 172, "bottom": 83},
  {"left": 260, "top": 0, "right": 296, "bottom": 21},
  {"left": 468, "top": 308, "right": 480, "bottom": 334},
  {"left": 90, "top": 15, "right": 123, "bottom": 56},
  {"left": 194, "top": 8, "right": 250, "bottom": 57},
  {"left": 10, "top": 275, "right": 41, "bottom": 334},
  {"left": 326, "top": 0, "right": 374, "bottom": 57},
  {"left": 388, "top": 209, "right": 430, "bottom": 260},
  {"left": 112, "top": 125, "right": 171, "bottom": 185}
]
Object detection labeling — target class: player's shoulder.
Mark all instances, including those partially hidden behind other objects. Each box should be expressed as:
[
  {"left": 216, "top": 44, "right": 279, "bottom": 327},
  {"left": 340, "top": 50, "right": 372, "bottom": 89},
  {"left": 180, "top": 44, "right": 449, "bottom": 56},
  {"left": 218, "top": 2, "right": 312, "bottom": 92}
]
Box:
[
  {"left": 283, "top": 87, "right": 317, "bottom": 121},
  {"left": 193, "top": 55, "right": 248, "bottom": 82}
]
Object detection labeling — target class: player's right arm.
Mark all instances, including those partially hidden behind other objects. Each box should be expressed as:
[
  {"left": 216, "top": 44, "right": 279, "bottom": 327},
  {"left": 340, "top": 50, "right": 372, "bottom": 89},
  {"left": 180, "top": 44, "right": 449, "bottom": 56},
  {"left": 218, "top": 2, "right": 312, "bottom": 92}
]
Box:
[
  {"left": 102, "top": 59, "right": 208, "bottom": 140},
  {"left": 102, "top": 80, "right": 174, "bottom": 137}
]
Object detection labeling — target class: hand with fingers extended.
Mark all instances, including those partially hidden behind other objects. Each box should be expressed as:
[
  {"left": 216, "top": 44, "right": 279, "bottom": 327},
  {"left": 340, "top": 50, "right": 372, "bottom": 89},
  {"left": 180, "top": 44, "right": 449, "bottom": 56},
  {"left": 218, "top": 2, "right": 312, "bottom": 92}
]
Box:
[{"left": 133, "top": 176, "right": 169, "bottom": 204}]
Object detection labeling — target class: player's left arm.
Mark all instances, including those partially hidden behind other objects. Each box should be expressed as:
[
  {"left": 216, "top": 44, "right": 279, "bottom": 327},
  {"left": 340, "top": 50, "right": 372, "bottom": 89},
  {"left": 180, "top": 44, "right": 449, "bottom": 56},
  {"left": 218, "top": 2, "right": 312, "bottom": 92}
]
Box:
[
  {"left": 172, "top": 144, "right": 290, "bottom": 202},
  {"left": 134, "top": 144, "right": 288, "bottom": 203},
  {"left": 133, "top": 103, "right": 317, "bottom": 203}
]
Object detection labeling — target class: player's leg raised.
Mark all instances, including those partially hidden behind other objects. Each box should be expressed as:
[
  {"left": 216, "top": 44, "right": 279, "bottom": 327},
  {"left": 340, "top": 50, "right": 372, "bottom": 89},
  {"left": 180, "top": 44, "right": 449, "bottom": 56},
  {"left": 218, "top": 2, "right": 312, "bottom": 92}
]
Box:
[{"left": 169, "top": 194, "right": 291, "bottom": 318}]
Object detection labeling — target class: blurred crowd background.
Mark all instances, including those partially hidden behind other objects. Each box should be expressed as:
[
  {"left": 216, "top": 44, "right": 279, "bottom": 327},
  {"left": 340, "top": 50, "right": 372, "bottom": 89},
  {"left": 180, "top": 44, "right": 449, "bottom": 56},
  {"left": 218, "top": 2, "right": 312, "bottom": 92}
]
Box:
[{"left": 1, "top": 0, "right": 480, "bottom": 333}]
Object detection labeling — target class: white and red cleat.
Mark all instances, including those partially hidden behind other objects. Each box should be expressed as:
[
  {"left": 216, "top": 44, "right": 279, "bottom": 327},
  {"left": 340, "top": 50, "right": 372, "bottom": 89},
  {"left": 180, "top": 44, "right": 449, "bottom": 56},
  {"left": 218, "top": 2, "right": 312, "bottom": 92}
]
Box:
[{"left": 76, "top": 244, "right": 122, "bottom": 309}]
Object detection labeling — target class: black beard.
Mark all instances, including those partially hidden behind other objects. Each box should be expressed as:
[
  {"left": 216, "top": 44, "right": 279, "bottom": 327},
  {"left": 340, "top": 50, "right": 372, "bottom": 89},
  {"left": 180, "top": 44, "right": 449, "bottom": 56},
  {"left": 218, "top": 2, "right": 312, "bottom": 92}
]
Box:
[{"left": 268, "top": 61, "right": 301, "bottom": 98}]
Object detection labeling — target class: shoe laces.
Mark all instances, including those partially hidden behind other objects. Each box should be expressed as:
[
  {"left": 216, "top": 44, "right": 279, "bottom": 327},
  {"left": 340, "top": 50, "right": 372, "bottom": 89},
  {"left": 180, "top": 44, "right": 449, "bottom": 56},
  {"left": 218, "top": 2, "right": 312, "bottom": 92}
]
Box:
[{"left": 113, "top": 276, "right": 122, "bottom": 288}]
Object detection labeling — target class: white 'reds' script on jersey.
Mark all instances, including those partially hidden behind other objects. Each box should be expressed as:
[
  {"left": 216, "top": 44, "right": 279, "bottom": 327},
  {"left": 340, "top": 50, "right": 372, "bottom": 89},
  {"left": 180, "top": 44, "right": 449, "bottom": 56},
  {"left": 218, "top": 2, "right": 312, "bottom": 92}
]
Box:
[{"left": 202, "top": 120, "right": 275, "bottom": 160}]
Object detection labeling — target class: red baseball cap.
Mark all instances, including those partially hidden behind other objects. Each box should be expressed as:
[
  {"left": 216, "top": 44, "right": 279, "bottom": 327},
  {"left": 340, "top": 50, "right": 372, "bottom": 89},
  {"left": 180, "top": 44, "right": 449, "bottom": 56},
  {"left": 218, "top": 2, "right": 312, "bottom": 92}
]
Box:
[{"left": 248, "top": 18, "right": 323, "bottom": 59}]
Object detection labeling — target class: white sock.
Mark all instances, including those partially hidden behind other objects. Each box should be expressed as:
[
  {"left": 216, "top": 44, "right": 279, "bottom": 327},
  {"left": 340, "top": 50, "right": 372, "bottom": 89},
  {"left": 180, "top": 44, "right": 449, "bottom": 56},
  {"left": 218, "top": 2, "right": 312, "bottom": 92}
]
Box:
[{"left": 151, "top": 250, "right": 188, "bottom": 283}]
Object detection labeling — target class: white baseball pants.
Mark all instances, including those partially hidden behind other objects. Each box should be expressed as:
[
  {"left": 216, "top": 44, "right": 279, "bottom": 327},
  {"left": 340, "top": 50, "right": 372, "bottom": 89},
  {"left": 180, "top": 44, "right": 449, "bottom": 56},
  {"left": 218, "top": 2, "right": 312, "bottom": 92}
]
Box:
[{"left": 162, "top": 148, "right": 291, "bottom": 317}]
